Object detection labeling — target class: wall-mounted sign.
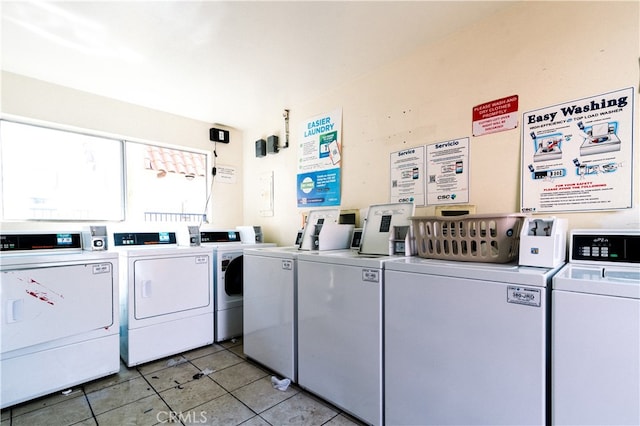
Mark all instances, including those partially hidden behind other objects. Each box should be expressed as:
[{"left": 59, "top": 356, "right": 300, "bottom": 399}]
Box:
[
  {"left": 521, "top": 87, "right": 634, "bottom": 213},
  {"left": 390, "top": 146, "right": 426, "bottom": 206},
  {"left": 215, "top": 165, "right": 236, "bottom": 184},
  {"left": 426, "top": 137, "right": 470, "bottom": 205},
  {"left": 297, "top": 108, "right": 342, "bottom": 207},
  {"left": 472, "top": 95, "right": 519, "bottom": 136}
]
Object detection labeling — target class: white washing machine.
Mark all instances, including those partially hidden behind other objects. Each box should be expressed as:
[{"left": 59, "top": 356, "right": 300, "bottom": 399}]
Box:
[
  {"left": 242, "top": 210, "right": 345, "bottom": 381},
  {"left": 296, "top": 202, "right": 414, "bottom": 426},
  {"left": 1, "top": 231, "right": 119, "bottom": 408},
  {"left": 384, "top": 257, "right": 561, "bottom": 425},
  {"left": 552, "top": 229, "right": 639, "bottom": 426},
  {"left": 113, "top": 231, "right": 213, "bottom": 367},
  {"left": 244, "top": 245, "right": 300, "bottom": 381},
  {"left": 201, "top": 230, "right": 274, "bottom": 342}
]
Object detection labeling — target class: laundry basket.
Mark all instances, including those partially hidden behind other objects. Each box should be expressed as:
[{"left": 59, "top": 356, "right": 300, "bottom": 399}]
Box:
[{"left": 411, "top": 214, "right": 525, "bottom": 263}]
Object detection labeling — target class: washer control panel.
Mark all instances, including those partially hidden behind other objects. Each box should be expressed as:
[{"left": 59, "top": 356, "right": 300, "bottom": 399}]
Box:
[{"left": 570, "top": 230, "right": 639, "bottom": 264}]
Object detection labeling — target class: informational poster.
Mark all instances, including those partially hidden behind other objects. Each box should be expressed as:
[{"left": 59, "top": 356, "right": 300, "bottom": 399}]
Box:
[
  {"left": 297, "top": 108, "right": 342, "bottom": 207},
  {"left": 426, "top": 137, "right": 470, "bottom": 205},
  {"left": 390, "top": 146, "right": 426, "bottom": 205},
  {"left": 215, "top": 164, "right": 236, "bottom": 184},
  {"left": 472, "top": 95, "right": 519, "bottom": 137},
  {"left": 521, "top": 87, "right": 634, "bottom": 213}
]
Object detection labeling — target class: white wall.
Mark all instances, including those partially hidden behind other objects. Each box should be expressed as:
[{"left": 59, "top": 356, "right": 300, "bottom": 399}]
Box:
[
  {"left": 2, "top": 2, "right": 638, "bottom": 243},
  {"left": 0, "top": 71, "right": 244, "bottom": 229},
  {"left": 243, "top": 1, "right": 640, "bottom": 246}
]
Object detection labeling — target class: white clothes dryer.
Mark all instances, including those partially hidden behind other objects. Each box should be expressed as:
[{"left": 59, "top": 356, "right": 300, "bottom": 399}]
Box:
[
  {"left": 213, "top": 243, "right": 244, "bottom": 342},
  {"left": 112, "top": 231, "right": 213, "bottom": 367},
  {"left": 1, "top": 231, "right": 119, "bottom": 408},
  {"left": 552, "top": 229, "right": 639, "bottom": 426},
  {"left": 201, "top": 230, "right": 274, "bottom": 342},
  {"left": 384, "top": 257, "right": 561, "bottom": 425}
]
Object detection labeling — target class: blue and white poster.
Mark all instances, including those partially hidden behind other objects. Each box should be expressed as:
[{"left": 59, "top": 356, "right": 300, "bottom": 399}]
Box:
[
  {"left": 521, "top": 87, "right": 634, "bottom": 213},
  {"left": 297, "top": 108, "right": 342, "bottom": 207}
]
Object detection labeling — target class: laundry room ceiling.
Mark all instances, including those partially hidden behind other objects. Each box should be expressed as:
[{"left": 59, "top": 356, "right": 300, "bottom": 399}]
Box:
[{"left": 1, "top": 1, "right": 517, "bottom": 130}]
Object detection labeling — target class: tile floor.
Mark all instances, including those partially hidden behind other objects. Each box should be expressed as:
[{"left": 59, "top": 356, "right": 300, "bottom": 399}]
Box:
[{"left": 1, "top": 338, "right": 365, "bottom": 426}]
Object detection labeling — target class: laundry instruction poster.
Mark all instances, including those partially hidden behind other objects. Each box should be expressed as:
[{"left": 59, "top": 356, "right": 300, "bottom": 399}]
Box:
[
  {"left": 426, "top": 137, "right": 470, "bottom": 205},
  {"left": 521, "top": 87, "right": 634, "bottom": 213},
  {"left": 297, "top": 108, "right": 342, "bottom": 207},
  {"left": 390, "top": 146, "right": 426, "bottom": 205}
]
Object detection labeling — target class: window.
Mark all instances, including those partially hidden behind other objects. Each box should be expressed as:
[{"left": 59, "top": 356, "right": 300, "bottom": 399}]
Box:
[
  {"left": 0, "top": 120, "right": 124, "bottom": 221},
  {"left": 0, "top": 119, "right": 210, "bottom": 223},
  {"left": 126, "top": 142, "right": 209, "bottom": 223}
]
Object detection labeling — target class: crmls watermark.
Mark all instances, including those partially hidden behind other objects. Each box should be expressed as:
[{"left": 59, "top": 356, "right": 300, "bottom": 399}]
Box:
[{"left": 156, "top": 410, "right": 208, "bottom": 423}]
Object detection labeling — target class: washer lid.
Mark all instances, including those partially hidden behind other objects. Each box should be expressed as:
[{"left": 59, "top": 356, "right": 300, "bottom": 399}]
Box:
[
  {"left": 298, "top": 249, "right": 400, "bottom": 268},
  {"left": 243, "top": 245, "right": 300, "bottom": 260},
  {"left": 553, "top": 263, "right": 640, "bottom": 299},
  {"left": 385, "top": 256, "right": 557, "bottom": 287}
]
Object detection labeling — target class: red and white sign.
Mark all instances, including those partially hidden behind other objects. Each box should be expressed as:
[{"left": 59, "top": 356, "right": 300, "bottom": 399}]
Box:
[{"left": 472, "top": 95, "right": 519, "bottom": 136}]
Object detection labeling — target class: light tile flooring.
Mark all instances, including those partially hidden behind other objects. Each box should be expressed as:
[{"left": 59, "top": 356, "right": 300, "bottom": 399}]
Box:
[{"left": 1, "top": 339, "right": 365, "bottom": 426}]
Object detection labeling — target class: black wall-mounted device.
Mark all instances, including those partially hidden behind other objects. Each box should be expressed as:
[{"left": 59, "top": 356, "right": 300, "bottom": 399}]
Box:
[
  {"left": 210, "top": 127, "right": 230, "bottom": 143},
  {"left": 267, "top": 135, "right": 279, "bottom": 153},
  {"left": 255, "top": 139, "right": 267, "bottom": 157}
]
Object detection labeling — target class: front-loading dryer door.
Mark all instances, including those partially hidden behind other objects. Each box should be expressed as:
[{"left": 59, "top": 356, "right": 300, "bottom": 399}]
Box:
[
  {"left": 2, "top": 262, "right": 116, "bottom": 353},
  {"left": 133, "top": 254, "right": 211, "bottom": 320},
  {"left": 224, "top": 255, "right": 243, "bottom": 296},
  {"left": 217, "top": 253, "right": 243, "bottom": 310}
]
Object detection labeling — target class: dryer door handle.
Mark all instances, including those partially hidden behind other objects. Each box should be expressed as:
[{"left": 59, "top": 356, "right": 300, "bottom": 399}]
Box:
[
  {"left": 141, "top": 280, "right": 152, "bottom": 298},
  {"left": 6, "top": 299, "right": 23, "bottom": 323}
]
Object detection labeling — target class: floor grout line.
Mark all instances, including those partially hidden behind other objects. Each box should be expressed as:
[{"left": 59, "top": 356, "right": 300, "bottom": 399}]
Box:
[{"left": 4, "top": 342, "right": 367, "bottom": 426}]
